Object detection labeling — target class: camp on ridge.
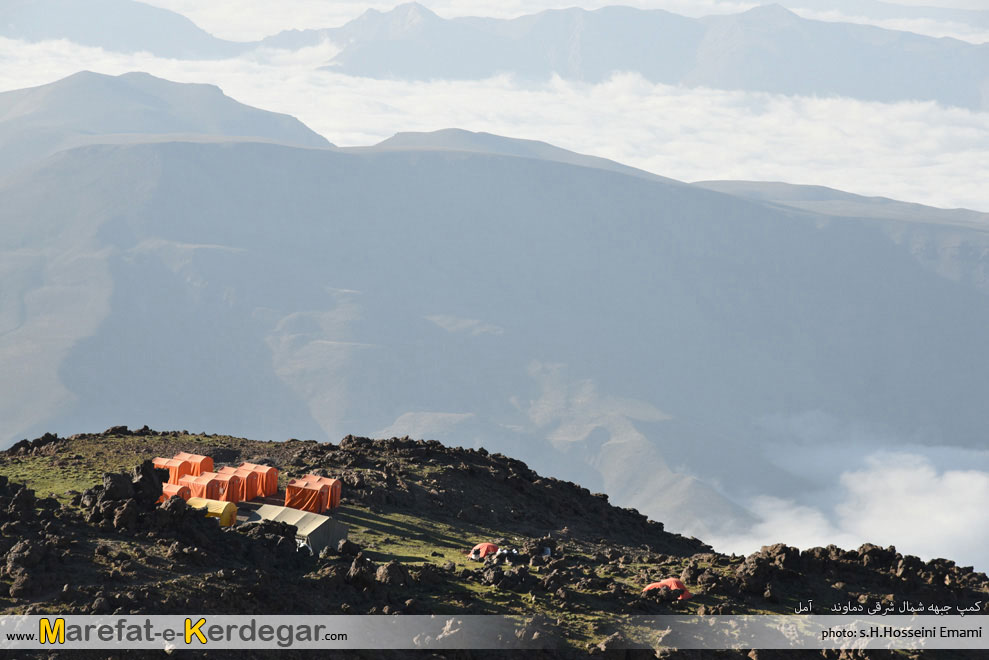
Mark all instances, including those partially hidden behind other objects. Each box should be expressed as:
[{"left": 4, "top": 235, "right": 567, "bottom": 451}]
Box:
[{"left": 151, "top": 450, "right": 347, "bottom": 554}]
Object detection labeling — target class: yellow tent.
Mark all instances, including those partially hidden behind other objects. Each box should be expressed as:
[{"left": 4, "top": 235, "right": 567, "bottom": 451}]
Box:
[{"left": 187, "top": 497, "right": 237, "bottom": 527}]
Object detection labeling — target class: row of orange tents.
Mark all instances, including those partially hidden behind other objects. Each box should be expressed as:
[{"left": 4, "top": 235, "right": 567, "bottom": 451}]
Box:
[
  {"left": 154, "top": 452, "right": 343, "bottom": 515},
  {"left": 153, "top": 452, "right": 343, "bottom": 513},
  {"left": 153, "top": 452, "right": 278, "bottom": 504}
]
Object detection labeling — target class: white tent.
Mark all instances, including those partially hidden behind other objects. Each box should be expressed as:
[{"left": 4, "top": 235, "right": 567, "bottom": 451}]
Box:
[{"left": 246, "top": 504, "right": 348, "bottom": 554}]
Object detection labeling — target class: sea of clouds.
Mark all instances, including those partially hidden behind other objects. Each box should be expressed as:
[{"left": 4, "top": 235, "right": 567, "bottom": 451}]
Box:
[{"left": 703, "top": 412, "right": 989, "bottom": 569}]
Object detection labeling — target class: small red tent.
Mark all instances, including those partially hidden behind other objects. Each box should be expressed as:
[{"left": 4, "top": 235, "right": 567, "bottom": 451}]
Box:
[
  {"left": 157, "top": 483, "right": 192, "bottom": 504},
  {"left": 642, "top": 578, "right": 692, "bottom": 600},
  {"left": 174, "top": 452, "right": 214, "bottom": 476},
  {"left": 152, "top": 457, "right": 192, "bottom": 485},
  {"left": 471, "top": 542, "right": 499, "bottom": 558}
]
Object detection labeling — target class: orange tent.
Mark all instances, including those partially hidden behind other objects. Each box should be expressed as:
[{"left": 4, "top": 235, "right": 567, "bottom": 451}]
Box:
[
  {"left": 471, "top": 542, "right": 499, "bottom": 558},
  {"left": 210, "top": 472, "right": 241, "bottom": 503},
  {"left": 174, "top": 452, "right": 214, "bottom": 477},
  {"left": 240, "top": 462, "right": 278, "bottom": 497},
  {"left": 303, "top": 474, "right": 342, "bottom": 510},
  {"left": 285, "top": 478, "right": 329, "bottom": 513},
  {"left": 180, "top": 473, "right": 221, "bottom": 500},
  {"left": 157, "top": 483, "right": 192, "bottom": 504},
  {"left": 218, "top": 466, "right": 260, "bottom": 501},
  {"left": 152, "top": 457, "right": 192, "bottom": 485},
  {"left": 643, "top": 578, "right": 692, "bottom": 600}
]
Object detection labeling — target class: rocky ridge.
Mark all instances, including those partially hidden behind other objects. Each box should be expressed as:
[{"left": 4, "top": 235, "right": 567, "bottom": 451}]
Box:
[{"left": 1, "top": 428, "right": 987, "bottom": 659}]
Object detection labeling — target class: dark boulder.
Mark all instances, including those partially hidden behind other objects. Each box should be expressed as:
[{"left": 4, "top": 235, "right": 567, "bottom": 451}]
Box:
[
  {"left": 761, "top": 543, "right": 801, "bottom": 570},
  {"left": 112, "top": 500, "right": 139, "bottom": 531},
  {"left": 8, "top": 487, "right": 36, "bottom": 514},
  {"left": 413, "top": 563, "right": 446, "bottom": 587},
  {"left": 101, "top": 473, "right": 134, "bottom": 501},
  {"left": 375, "top": 560, "right": 411, "bottom": 587},
  {"left": 346, "top": 554, "right": 377, "bottom": 590},
  {"left": 5, "top": 539, "right": 45, "bottom": 571},
  {"left": 337, "top": 539, "right": 361, "bottom": 557},
  {"left": 131, "top": 460, "right": 165, "bottom": 506}
]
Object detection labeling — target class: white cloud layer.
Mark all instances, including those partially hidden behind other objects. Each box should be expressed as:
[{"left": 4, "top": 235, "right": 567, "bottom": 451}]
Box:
[
  {"left": 709, "top": 451, "right": 989, "bottom": 570},
  {"left": 713, "top": 414, "right": 989, "bottom": 568},
  {"left": 1, "top": 37, "right": 985, "bottom": 211}
]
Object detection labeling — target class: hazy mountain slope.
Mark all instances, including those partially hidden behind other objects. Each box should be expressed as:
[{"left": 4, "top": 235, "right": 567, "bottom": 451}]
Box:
[
  {"left": 357, "top": 128, "right": 679, "bottom": 184},
  {"left": 4, "top": 72, "right": 989, "bottom": 547},
  {"left": 0, "top": 0, "right": 246, "bottom": 58},
  {"left": 5, "top": 131, "right": 989, "bottom": 537},
  {"left": 695, "top": 180, "right": 989, "bottom": 227},
  {"left": 0, "top": 71, "right": 332, "bottom": 179},
  {"left": 2, "top": 139, "right": 764, "bottom": 534},
  {"left": 318, "top": 3, "right": 989, "bottom": 110}
]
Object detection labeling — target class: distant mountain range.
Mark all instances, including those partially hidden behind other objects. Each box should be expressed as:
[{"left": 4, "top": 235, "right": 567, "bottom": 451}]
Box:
[
  {"left": 313, "top": 3, "right": 989, "bottom": 109},
  {"left": 3, "top": 72, "right": 989, "bottom": 546},
  {"left": 3, "top": 1, "right": 987, "bottom": 110}
]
